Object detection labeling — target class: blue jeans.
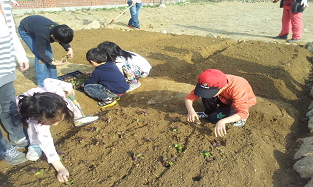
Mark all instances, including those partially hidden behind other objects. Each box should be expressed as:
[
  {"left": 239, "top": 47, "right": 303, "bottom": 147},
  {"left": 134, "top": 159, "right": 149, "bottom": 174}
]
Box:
[
  {"left": 18, "top": 26, "right": 57, "bottom": 87},
  {"left": 128, "top": 1, "right": 142, "bottom": 28},
  {"left": 0, "top": 82, "right": 26, "bottom": 155},
  {"left": 84, "top": 84, "right": 118, "bottom": 101}
]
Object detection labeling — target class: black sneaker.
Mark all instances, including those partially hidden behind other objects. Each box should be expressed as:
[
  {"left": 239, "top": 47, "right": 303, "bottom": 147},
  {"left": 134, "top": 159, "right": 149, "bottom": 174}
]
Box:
[
  {"left": 272, "top": 34, "right": 288, "bottom": 39},
  {"left": 2, "top": 146, "right": 27, "bottom": 165},
  {"left": 98, "top": 97, "right": 117, "bottom": 108}
]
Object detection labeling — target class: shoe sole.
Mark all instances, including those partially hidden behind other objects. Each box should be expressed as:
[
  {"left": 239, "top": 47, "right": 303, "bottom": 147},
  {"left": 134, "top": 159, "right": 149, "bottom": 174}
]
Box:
[
  {"left": 99, "top": 100, "right": 117, "bottom": 108},
  {"left": 26, "top": 154, "right": 41, "bottom": 161}
]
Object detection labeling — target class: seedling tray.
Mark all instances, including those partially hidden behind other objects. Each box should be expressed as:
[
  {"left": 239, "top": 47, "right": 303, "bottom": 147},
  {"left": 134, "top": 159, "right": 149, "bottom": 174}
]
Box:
[{"left": 57, "top": 70, "right": 85, "bottom": 92}]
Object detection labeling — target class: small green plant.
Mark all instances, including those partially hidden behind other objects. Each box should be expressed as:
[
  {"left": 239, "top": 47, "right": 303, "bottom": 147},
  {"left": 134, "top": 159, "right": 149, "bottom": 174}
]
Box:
[
  {"left": 162, "top": 157, "right": 177, "bottom": 167},
  {"left": 95, "top": 139, "right": 105, "bottom": 146},
  {"left": 172, "top": 117, "right": 181, "bottom": 122},
  {"left": 194, "top": 116, "right": 201, "bottom": 125},
  {"left": 28, "top": 168, "right": 45, "bottom": 175},
  {"left": 171, "top": 126, "right": 178, "bottom": 132},
  {"left": 76, "top": 137, "right": 87, "bottom": 143},
  {"left": 174, "top": 144, "right": 183, "bottom": 153},
  {"left": 117, "top": 131, "right": 127, "bottom": 138},
  {"left": 65, "top": 177, "right": 74, "bottom": 185},
  {"left": 87, "top": 127, "right": 100, "bottom": 132},
  {"left": 132, "top": 153, "right": 145, "bottom": 161},
  {"left": 201, "top": 151, "right": 214, "bottom": 162}
]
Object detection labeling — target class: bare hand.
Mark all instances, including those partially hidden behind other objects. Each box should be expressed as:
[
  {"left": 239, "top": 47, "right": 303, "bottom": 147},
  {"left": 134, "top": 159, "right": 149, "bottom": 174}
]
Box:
[
  {"left": 214, "top": 121, "right": 227, "bottom": 137},
  {"left": 19, "top": 62, "right": 29, "bottom": 71},
  {"left": 57, "top": 168, "right": 69, "bottom": 182},
  {"left": 51, "top": 60, "right": 67, "bottom": 66}
]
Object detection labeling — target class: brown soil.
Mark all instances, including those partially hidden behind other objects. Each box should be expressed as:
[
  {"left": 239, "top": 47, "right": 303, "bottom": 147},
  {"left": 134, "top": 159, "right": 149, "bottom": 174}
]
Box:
[{"left": 1, "top": 1, "right": 313, "bottom": 187}]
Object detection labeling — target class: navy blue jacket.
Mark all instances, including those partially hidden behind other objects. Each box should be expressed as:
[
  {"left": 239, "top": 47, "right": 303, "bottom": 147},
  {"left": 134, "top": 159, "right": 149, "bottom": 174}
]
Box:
[
  {"left": 84, "top": 62, "right": 129, "bottom": 94},
  {"left": 19, "top": 15, "right": 71, "bottom": 64}
]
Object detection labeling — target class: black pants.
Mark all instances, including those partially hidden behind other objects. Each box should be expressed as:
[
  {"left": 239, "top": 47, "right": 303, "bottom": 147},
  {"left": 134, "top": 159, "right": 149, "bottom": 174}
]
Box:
[{"left": 202, "top": 97, "right": 236, "bottom": 124}]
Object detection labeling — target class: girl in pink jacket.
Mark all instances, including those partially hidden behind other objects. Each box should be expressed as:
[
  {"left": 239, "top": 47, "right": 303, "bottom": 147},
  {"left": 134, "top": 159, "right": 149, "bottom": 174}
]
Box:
[{"left": 17, "top": 78, "right": 98, "bottom": 182}]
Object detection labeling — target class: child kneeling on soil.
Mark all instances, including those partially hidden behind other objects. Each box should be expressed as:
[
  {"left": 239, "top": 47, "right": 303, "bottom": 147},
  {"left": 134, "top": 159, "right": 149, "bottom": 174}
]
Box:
[
  {"left": 98, "top": 41, "right": 152, "bottom": 92},
  {"left": 185, "top": 69, "right": 256, "bottom": 137},
  {"left": 17, "top": 79, "right": 98, "bottom": 182},
  {"left": 82, "top": 48, "right": 129, "bottom": 108}
]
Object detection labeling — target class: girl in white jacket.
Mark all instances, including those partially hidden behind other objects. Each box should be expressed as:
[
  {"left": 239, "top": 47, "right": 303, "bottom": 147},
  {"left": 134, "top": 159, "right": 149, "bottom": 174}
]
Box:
[
  {"left": 98, "top": 41, "right": 152, "bottom": 92},
  {"left": 17, "top": 78, "right": 98, "bottom": 183}
]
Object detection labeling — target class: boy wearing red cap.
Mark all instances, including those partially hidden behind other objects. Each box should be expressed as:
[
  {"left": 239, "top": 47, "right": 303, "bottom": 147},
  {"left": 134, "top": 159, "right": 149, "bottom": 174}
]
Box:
[{"left": 184, "top": 69, "right": 256, "bottom": 137}]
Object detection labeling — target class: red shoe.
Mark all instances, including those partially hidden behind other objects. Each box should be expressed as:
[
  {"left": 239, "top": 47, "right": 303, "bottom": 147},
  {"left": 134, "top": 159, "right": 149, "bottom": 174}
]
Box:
[{"left": 128, "top": 25, "right": 136, "bottom": 28}]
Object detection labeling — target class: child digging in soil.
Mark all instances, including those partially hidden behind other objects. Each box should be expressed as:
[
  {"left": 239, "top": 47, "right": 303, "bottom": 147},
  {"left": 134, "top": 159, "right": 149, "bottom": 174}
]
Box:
[
  {"left": 17, "top": 79, "right": 98, "bottom": 183},
  {"left": 98, "top": 41, "right": 152, "bottom": 92},
  {"left": 185, "top": 69, "right": 256, "bottom": 137},
  {"left": 82, "top": 47, "right": 129, "bottom": 108}
]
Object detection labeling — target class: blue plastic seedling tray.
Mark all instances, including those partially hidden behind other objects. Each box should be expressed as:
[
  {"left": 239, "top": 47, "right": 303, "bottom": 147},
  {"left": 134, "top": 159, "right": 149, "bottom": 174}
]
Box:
[{"left": 57, "top": 70, "right": 85, "bottom": 92}]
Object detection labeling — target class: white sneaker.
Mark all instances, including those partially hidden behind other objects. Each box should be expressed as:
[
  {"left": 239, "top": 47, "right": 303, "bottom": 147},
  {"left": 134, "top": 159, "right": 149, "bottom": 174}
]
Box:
[
  {"left": 27, "top": 145, "right": 42, "bottom": 161},
  {"left": 231, "top": 119, "right": 247, "bottom": 127},
  {"left": 126, "top": 82, "right": 141, "bottom": 92},
  {"left": 196, "top": 112, "right": 209, "bottom": 119}
]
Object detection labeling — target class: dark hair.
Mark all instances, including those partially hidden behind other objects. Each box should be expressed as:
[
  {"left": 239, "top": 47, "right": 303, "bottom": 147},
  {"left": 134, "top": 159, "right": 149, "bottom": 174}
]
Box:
[
  {"left": 51, "top": 25, "right": 74, "bottom": 44},
  {"left": 86, "top": 48, "right": 108, "bottom": 64},
  {"left": 97, "top": 41, "right": 134, "bottom": 62},
  {"left": 18, "top": 92, "right": 74, "bottom": 126}
]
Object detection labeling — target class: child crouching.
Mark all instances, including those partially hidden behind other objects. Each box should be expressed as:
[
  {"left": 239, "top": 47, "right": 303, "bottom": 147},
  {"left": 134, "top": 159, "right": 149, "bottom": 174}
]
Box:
[{"left": 82, "top": 48, "right": 129, "bottom": 108}]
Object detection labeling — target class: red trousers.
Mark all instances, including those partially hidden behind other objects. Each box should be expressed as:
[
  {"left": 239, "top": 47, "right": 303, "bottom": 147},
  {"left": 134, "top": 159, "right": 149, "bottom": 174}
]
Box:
[{"left": 279, "top": 8, "right": 303, "bottom": 40}]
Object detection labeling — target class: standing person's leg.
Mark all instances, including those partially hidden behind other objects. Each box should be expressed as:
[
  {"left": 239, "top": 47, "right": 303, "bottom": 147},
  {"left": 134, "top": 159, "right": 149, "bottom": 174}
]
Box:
[
  {"left": 18, "top": 26, "right": 55, "bottom": 87},
  {"left": 128, "top": 1, "right": 142, "bottom": 28},
  {"left": 134, "top": 2, "right": 142, "bottom": 28},
  {"left": 0, "top": 130, "right": 27, "bottom": 165},
  {"left": 290, "top": 12, "right": 303, "bottom": 40},
  {"left": 279, "top": 8, "right": 292, "bottom": 36},
  {"left": 128, "top": 1, "right": 136, "bottom": 27},
  {"left": 44, "top": 44, "right": 57, "bottom": 80},
  {"left": 0, "top": 82, "right": 27, "bottom": 146}
]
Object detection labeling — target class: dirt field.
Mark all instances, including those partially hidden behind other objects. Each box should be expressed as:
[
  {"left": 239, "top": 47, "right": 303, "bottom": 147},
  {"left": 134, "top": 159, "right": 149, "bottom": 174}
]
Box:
[{"left": 1, "top": 1, "right": 313, "bottom": 187}]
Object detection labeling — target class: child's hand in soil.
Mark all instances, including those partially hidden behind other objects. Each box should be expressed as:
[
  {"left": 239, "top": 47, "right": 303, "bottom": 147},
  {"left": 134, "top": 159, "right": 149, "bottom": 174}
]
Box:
[
  {"left": 214, "top": 121, "right": 226, "bottom": 137},
  {"left": 57, "top": 168, "right": 69, "bottom": 183}
]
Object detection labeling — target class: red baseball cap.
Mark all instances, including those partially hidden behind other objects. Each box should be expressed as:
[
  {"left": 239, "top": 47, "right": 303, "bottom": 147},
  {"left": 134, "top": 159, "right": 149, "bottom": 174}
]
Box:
[{"left": 194, "top": 69, "right": 227, "bottom": 98}]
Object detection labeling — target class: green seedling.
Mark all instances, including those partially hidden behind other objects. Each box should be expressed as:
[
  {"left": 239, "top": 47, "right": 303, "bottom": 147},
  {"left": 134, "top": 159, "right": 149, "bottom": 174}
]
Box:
[
  {"left": 87, "top": 127, "right": 100, "bottom": 132},
  {"left": 76, "top": 137, "right": 87, "bottom": 143},
  {"left": 132, "top": 153, "right": 145, "bottom": 161},
  {"left": 65, "top": 177, "right": 74, "bottom": 185},
  {"left": 172, "top": 117, "right": 181, "bottom": 122},
  {"left": 171, "top": 126, "right": 178, "bottom": 132},
  {"left": 174, "top": 144, "right": 183, "bottom": 153},
  {"left": 201, "top": 151, "right": 214, "bottom": 162},
  {"left": 194, "top": 116, "right": 201, "bottom": 125},
  {"left": 117, "top": 131, "right": 127, "bottom": 138},
  {"left": 95, "top": 139, "right": 105, "bottom": 146},
  {"left": 135, "top": 119, "right": 140, "bottom": 122},
  {"left": 61, "top": 55, "right": 69, "bottom": 63},
  {"left": 28, "top": 168, "right": 45, "bottom": 175},
  {"left": 162, "top": 158, "right": 177, "bottom": 167}
]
